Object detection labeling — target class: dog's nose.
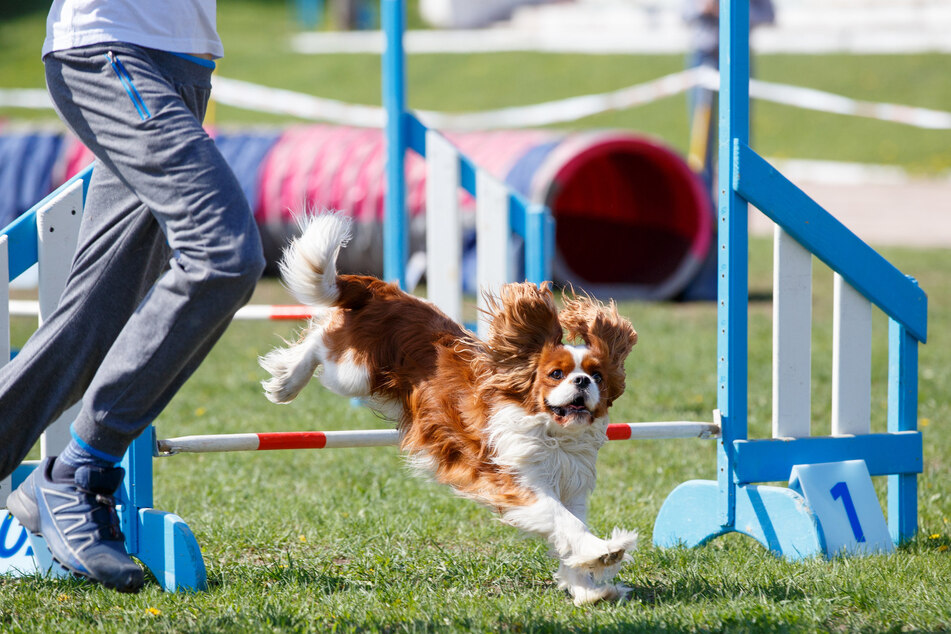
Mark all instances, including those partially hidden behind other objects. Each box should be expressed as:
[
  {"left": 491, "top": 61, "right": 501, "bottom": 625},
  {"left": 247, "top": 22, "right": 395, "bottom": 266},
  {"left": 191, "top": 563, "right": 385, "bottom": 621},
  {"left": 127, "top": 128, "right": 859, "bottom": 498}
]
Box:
[{"left": 573, "top": 375, "right": 591, "bottom": 388}]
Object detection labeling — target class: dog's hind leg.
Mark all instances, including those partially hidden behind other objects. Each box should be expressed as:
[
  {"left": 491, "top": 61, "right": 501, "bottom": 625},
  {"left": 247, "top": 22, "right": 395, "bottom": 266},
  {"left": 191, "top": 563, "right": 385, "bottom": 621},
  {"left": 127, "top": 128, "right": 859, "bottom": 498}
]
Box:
[{"left": 260, "top": 324, "right": 328, "bottom": 404}]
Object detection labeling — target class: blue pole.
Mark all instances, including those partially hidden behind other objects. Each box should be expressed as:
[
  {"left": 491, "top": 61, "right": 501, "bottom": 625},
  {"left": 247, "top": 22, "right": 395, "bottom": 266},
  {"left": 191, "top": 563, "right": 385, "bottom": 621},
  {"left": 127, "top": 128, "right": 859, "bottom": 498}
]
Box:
[
  {"left": 716, "top": 0, "right": 749, "bottom": 528},
  {"left": 382, "top": 0, "right": 407, "bottom": 288},
  {"left": 524, "top": 203, "right": 550, "bottom": 285},
  {"left": 887, "top": 316, "right": 919, "bottom": 544},
  {"left": 295, "top": 0, "right": 323, "bottom": 29}
]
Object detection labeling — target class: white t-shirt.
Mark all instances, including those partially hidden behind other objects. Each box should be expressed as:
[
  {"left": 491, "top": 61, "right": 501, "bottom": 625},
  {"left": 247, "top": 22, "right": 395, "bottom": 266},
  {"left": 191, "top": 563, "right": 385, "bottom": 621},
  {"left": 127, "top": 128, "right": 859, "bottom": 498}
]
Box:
[{"left": 43, "top": 0, "right": 223, "bottom": 59}]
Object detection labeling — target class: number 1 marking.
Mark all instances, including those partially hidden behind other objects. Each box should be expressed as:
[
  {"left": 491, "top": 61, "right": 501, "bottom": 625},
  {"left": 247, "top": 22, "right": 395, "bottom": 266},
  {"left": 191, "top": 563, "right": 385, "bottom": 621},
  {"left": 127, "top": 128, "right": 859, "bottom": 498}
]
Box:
[{"left": 830, "top": 481, "right": 866, "bottom": 543}]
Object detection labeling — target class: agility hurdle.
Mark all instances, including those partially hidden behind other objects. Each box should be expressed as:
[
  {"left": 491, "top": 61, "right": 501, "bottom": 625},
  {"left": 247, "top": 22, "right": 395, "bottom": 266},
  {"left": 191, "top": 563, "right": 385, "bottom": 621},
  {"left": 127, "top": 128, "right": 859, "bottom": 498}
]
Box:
[
  {"left": 0, "top": 166, "right": 207, "bottom": 589},
  {"left": 652, "top": 0, "right": 926, "bottom": 558}
]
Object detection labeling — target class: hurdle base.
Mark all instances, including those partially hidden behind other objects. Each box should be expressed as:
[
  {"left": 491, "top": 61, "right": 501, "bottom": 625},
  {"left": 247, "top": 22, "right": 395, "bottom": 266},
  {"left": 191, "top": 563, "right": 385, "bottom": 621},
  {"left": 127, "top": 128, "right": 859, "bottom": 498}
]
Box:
[
  {"left": 652, "top": 479, "right": 824, "bottom": 560},
  {"left": 130, "top": 508, "right": 207, "bottom": 592},
  {"left": 0, "top": 505, "right": 206, "bottom": 592}
]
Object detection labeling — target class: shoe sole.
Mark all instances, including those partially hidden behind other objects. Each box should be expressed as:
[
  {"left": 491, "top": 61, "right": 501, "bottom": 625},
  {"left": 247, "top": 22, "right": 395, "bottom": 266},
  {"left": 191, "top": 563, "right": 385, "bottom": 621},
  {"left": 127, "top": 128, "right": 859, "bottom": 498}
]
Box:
[{"left": 7, "top": 487, "right": 143, "bottom": 594}]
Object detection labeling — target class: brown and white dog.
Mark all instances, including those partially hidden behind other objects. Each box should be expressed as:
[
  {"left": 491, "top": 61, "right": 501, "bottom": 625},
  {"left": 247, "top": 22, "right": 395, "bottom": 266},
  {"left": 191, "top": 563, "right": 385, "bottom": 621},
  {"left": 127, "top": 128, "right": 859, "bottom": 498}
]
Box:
[{"left": 260, "top": 212, "right": 638, "bottom": 604}]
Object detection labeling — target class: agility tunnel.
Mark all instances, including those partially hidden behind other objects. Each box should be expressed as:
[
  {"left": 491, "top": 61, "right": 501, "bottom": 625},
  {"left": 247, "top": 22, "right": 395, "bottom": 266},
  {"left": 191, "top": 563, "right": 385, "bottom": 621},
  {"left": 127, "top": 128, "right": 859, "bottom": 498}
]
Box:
[{"left": 0, "top": 125, "right": 712, "bottom": 300}]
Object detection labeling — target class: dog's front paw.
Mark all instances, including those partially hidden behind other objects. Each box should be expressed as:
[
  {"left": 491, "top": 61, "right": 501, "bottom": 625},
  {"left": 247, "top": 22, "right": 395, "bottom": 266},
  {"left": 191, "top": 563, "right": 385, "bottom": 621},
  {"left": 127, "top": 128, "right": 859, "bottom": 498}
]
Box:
[
  {"left": 598, "top": 550, "right": 624, "bottom": 567},
  {"left": 565, "top": 527, "right": 638, "bottom": 572},
  {"left": 558, "top": 567, "right": 632, "bottom": 606},
  {"left": 570, "top": 583, "right": 620, "bottom": 606}
]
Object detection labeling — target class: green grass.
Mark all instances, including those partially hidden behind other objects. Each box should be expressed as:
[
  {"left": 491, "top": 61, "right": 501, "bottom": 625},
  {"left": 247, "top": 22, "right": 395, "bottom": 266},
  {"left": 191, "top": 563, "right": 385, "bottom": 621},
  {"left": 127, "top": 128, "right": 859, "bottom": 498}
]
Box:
[
  {"left": 3, "top": 239, "right": 951, "bottom": 632},
  {"left": 1, "top": 1, "right": 949, "bottom": 173},
  {"left": 2, "top": 2, "right": 951, "bottom": 630}
]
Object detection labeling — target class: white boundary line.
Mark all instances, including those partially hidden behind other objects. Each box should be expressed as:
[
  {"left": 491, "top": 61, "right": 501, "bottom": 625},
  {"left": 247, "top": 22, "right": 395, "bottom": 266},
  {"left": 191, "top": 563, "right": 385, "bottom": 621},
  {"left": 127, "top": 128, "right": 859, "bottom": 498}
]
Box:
[
  {"left": 4, "top": 69, "right": 949, "bottom": 131},
  {"left": 289, "top": 27, "right": 951, "bottom": 56}
]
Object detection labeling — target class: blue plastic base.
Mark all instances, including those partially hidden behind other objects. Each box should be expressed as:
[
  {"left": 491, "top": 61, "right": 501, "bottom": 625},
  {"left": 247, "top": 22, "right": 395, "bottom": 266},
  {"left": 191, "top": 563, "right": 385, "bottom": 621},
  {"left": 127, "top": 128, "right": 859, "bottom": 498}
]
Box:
[
  {"left": 4, "top": 460, "right": 205, "bottom": 591},
  {"left": 653, "top": 479, "right": 825, "bottom": 560},
  {"left": 132, "top": 508, "right": 207, "bottom": 592}
]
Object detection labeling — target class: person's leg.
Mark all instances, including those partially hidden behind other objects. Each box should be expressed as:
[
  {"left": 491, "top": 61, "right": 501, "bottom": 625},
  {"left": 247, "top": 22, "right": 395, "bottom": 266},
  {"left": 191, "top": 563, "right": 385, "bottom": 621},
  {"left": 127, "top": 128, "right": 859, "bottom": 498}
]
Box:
[
  {"left": 6, "top": 43, "right": 263, "bottom": 591},
  {"left": 42, "top": 43, "right": 264, "bottom": 460},
  {"left": 0, "top": 165, "right": 168, "bottom": 479}
]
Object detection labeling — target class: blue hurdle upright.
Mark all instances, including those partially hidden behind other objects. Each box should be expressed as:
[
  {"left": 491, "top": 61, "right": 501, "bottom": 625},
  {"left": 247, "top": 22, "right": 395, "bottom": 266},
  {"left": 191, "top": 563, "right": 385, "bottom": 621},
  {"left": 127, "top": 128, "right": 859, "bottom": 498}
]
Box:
[{"left": 652, "top": 0, "right": 926, "bottom": 557}]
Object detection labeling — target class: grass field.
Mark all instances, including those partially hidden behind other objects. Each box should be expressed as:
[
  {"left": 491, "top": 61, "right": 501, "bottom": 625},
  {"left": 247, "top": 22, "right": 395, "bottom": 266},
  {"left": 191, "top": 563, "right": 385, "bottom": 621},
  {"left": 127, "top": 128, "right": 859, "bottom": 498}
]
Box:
[
  {"left": 1, "top": 239, "right": 950, "bottom": 632},
  {"left": 2, "top": 1, "right": 951, "bottom": 631}
]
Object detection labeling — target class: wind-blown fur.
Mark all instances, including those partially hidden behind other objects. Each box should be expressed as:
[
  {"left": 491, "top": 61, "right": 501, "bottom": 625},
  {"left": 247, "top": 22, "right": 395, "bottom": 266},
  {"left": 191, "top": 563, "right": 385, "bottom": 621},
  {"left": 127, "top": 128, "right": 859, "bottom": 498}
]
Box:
[{"left": 260, "top": 211, "right": 639, "bottom": 605}]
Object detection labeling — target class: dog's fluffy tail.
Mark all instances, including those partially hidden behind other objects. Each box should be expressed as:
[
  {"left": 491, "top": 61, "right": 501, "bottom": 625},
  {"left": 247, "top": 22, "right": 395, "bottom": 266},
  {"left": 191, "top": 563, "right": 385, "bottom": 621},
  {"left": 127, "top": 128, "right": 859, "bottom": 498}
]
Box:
[{"left": 280, "top": 211, "right": 352, "bottom": 308}]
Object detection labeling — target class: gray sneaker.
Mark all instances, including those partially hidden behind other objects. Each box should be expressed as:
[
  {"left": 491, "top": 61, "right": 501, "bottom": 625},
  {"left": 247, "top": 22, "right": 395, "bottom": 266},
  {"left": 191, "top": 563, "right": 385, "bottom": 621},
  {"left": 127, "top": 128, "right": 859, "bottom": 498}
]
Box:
[{"left": 6, "top": 457, "right": 144, "bottom": 593}]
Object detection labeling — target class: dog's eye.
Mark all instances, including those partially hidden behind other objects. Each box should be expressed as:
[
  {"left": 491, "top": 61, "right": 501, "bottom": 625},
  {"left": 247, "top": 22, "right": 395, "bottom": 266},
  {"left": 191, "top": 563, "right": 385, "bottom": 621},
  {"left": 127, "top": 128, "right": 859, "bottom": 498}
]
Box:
[
  {"left": 549, "top": 369, "right": 564, "bottom": 380},
  {"left": 592, "top": 372, "right": 603, "bottom": 384}
]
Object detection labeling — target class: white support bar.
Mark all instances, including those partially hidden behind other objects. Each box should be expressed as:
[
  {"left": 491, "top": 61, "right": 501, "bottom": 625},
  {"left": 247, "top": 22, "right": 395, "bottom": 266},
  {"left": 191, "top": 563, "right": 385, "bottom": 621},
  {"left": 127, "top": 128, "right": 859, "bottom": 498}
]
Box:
[
  {"left": 772, "top": 227, "right": 812, "bottom": 438},
  {"left": 155, "top": 421, "right": 720, "bottom": 456},
  {"left": 832, "top": 273, "right": 872, "bottom": 436},
  {"left": 157, "top": 429, "right": 403, "bottom": 455},
  {"left": 160, "top": 433, "right": 262, "bottom": 454},
  {"left": 475, "top": 169, "right": 510, "bottom": 339},
  {"left": 424, "top": 130, "right": 462, "bottom": 323},
  {"left": 609, "top": 421, "right": 721, "bottom": 440},
  {"left": 37, "top": 180, "right": 84, "bottom": 458}
]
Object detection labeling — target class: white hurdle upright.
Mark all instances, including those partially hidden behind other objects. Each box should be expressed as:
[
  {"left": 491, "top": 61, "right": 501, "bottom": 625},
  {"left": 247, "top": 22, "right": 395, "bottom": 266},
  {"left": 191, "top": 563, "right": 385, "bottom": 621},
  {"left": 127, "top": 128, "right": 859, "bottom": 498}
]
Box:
[
  {"left": 773, "top": 225, "right": 876, "bottom": 441},
  {"left": 0, "top": 172, "right": 84, "bottom": 577},
  {"left": 423, "top": 127, "right": 523, "bottom": 337},
  {"left": 772, "top": 228, "right": 812, "bottom": 438},
  {"left": 0, "top": 178, "right": 84, "bottom": 495}
]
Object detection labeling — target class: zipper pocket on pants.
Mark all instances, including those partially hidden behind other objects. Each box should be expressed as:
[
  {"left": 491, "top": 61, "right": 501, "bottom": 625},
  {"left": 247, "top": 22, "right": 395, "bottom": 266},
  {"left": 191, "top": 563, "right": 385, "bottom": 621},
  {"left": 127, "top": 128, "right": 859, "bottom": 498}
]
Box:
[{"left": 105, "top": 51, "right": 152, "bottom": 120}]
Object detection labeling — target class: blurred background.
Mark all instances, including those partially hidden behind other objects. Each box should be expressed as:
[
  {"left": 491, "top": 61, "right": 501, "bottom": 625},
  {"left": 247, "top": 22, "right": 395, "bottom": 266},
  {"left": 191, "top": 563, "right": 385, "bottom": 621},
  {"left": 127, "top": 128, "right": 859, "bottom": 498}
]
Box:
[{"left": 0, "top": 0, "right": 948, "bottom": 299}]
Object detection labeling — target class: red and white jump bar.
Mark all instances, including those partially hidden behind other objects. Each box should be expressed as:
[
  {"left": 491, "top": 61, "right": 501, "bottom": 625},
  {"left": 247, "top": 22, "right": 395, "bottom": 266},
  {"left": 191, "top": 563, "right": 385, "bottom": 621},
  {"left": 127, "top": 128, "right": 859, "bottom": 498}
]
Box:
[
  {"left": 8, "top": 300, "right": 314, "bottom": 321},
  {"left": 155, "top": 422, "right": 719, "bottom": 456}
]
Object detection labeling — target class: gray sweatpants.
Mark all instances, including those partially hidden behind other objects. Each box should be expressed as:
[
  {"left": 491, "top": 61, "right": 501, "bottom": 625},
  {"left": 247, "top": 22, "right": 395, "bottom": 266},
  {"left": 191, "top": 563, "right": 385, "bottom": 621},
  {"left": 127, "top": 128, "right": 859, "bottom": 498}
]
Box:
[{"left": 0, "top": 43, "right": 265, "bottom": 478}]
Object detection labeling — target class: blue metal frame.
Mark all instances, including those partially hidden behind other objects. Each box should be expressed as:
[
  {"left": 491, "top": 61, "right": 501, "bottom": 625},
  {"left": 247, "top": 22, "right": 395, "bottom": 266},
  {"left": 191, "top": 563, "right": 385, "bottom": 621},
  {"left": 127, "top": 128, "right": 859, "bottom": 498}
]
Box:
[
  {"left": 382, "top": 0, "right": 408, "bottom": 288},
  {"left": 382, "top": 0, "right": 552, "bottom": 290},
  {"left": 653, "top": 0, "right": 926, "bottom": 557}
]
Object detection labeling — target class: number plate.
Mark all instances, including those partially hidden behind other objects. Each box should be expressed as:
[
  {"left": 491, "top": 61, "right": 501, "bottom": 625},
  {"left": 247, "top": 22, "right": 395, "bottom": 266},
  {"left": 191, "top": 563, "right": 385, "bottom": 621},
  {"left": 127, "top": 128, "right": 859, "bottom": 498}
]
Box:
[{"left": 789, "top": 460, "right": 894, "bottom": 557}]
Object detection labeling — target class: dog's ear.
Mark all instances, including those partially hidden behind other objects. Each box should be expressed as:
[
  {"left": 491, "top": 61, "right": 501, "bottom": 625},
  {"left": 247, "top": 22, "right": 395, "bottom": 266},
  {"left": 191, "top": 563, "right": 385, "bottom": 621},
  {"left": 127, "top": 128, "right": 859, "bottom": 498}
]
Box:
[
  {"left": 482, "top": 282, "right": 563, "bottom": 358},
  {"left": 480, "top": 282, "right": 563, "bottom": 395},
  {"left": 560, "top": 291, "right": 637, "bottom": 372}
]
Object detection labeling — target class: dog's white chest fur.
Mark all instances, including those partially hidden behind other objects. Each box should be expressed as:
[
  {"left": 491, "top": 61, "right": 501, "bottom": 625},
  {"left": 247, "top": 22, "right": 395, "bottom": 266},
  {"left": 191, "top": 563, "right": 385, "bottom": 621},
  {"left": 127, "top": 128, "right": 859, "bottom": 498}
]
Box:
[{"left": 487, "top": 404, "right": 607, "bottom": 502}]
